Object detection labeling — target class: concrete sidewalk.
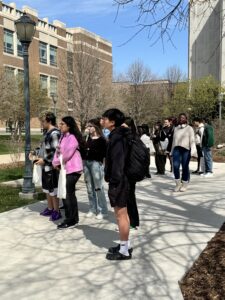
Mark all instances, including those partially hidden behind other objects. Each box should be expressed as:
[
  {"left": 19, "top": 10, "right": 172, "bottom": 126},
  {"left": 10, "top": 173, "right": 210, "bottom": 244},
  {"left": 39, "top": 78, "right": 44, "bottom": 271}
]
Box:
[
  {"left": 0, "top": 161, "right": 225, "bottom": 300},
  {"left": 0, "top": 153, "right": 24, "bottom": 164}
]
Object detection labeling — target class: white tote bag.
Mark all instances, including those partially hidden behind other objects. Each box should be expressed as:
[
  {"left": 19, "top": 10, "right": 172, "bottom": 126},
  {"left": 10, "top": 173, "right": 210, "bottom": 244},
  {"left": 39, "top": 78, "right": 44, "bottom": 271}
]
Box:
[
  {"left": 57, "top": 155, "right": 67, "bottom": 199},
  {"left": 32, "top": 164, "right": 42, "bottom": 186}
]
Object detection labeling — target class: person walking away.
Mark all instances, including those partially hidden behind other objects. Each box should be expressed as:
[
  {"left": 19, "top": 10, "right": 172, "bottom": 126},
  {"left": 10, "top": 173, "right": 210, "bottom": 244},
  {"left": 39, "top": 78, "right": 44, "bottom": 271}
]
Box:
[
  {"left": 152, "top": 122, "right": 167, "bottom": 175},
  {"left": 192, "top": 117, "right": 205, "bottom": 175},
  {"left": 31, "top": 112, "right": 61, "bottom": 221},
  {"left": 102, "top": 108, "right": 132, "bottom": 260},
  {"left": 84, "top": 118, "right": 108, "bottom": 220},
  {"left": 122, "top": 117, "right": 140, "bottom": 231},
  {"left": 201, "top": 118, "right": 214, "bottom": 177},
  {"left": 53, "top": 116, "right": 83, "bottom": 229},
  {"left": 171, "top": 113, "right": 197, "bottom": 192}
]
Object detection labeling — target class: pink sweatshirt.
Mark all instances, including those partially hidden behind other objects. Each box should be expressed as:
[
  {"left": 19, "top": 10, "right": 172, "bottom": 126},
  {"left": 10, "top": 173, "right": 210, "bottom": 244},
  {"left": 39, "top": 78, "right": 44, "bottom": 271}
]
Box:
[{"left": 52, "top": 133, "right": 83, "bottom": 174}]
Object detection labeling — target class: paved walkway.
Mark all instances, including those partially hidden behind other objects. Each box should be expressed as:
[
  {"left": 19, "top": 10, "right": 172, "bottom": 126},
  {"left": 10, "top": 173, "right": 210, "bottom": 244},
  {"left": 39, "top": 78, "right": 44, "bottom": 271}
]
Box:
[
  {"left": 0, "top": 153, "right": 24, "bottom": 164},
  {"left": 0, "top": 161, "right": 225, "bottom": 300}
]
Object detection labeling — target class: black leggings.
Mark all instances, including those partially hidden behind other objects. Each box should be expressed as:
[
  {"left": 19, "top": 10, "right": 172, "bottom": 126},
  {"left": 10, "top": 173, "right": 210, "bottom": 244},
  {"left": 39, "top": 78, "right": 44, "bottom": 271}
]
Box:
[{"left": 64, "top": 172, "right": 81, "bottom": 224}]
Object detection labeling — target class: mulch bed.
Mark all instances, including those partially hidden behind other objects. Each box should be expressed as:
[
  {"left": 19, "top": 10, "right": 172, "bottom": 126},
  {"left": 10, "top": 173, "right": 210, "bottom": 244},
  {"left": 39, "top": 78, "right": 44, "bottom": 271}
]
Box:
[{"left": 179, "top": 223, "right": 225, "bottom": 299}]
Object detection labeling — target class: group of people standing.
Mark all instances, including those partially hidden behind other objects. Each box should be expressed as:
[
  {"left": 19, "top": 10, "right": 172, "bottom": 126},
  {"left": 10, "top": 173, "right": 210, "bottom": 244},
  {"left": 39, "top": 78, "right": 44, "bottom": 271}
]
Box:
[
  {"left": 31, "top": 109, "right": 215, "bottom": 260},
  {"left": 31, "top": 109, "right": 144, "bottom": 261},
  {"left": 149, "top": 114, "right": 214, "bottom": 192}
]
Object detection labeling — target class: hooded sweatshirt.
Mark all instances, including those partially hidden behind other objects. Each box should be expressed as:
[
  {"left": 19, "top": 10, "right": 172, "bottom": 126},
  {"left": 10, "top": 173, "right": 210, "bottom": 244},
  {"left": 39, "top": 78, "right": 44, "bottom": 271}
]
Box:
[{"left": 104, "top": 126, "right": 131, "bottom": 187}]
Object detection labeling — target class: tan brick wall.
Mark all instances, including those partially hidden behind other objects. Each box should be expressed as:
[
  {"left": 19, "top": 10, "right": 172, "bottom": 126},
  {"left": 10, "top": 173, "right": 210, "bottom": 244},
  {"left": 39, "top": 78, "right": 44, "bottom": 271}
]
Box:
[
  {"left": 0, "top": 3, "right": 112, "bottom": 128},
  {"left": 57, "top": 27, "right": 66, "bottom": 38}
]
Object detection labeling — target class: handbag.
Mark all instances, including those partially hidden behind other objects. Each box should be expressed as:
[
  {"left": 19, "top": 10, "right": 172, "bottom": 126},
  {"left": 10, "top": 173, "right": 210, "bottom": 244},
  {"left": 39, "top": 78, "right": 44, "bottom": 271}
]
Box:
[{"left": 57, "top": 155, "right": 67, "bottom": 199}]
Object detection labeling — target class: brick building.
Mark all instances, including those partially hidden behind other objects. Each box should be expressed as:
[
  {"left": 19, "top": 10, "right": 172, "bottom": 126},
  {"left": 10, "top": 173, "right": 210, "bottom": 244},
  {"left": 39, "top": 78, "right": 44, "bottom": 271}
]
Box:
[{"left": 0, "top": 1, "right": 112, "bottom": 130}]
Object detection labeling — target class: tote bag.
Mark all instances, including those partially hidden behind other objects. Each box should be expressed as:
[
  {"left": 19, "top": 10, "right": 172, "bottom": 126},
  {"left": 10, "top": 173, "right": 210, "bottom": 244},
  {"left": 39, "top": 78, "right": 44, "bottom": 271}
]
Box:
[
  {"left": 32, "top": 164, "right": 42, "bottom": 186},
  {"left": 57, "top": 155, "right": 67, "bottom": 199}
]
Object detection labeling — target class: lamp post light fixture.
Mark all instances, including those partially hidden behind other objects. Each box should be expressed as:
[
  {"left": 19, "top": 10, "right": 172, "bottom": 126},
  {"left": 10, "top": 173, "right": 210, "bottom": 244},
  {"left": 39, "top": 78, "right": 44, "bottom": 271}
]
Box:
[{"left": 15, "top": 13, "right": 36, "bottom": 197}]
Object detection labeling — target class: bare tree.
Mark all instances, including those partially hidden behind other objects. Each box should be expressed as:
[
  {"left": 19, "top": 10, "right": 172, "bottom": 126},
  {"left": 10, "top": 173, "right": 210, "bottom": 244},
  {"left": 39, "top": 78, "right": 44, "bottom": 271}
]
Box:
[
  {"left": 114, "top": 60, "right": 164, "bottom": 124},
  {"left": 0, "top": 68, "right": 49, "bottom": 141},
  {"left": 59, "top": 43, "right": 109, "bottom": 131},
  {"left": 114, "top": 0, "right": 214, "bottom": 44},
  {"left": 165, "top": 65, "right": 186, "bottom": 83}
]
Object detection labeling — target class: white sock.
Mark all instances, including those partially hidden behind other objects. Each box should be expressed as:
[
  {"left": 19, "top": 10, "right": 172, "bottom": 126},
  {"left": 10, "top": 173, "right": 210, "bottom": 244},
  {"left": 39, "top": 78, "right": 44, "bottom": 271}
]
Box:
[
  {"left": 128, "top": 240, "right": 131, "bottom": 250},
  {"left": 119, "top": 241, "right": 129, "bottom": 256}
]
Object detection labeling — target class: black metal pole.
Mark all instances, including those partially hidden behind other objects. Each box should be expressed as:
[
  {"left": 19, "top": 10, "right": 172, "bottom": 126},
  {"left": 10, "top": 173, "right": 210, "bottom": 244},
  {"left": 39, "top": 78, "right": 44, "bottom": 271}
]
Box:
[{"left": 22, "top": 42, "right": 35, "bottom": 194}]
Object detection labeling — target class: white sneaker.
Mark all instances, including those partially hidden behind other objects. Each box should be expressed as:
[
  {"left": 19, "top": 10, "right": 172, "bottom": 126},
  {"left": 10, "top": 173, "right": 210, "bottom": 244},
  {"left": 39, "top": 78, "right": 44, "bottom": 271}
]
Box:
[
  {"left": 96, "top": 213, "right": 108, "bottom": 220},
  {"left": 86, "top": 211, "right": 95, "bottom": 218},
  {"left": 204, "top": 172, "right": 213, "bottom": 178},
  {"left": 200, "top": 173, "right": 206, "bottom": 177}
]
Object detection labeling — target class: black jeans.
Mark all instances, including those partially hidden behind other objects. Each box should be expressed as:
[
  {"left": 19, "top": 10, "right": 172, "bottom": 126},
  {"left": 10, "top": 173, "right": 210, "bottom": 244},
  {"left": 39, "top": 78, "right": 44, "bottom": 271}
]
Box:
[
  {"left": 155, "top": 153, "right": 167, "bottom": 174},
  {"left": 127, "top": 181, "right": 139, "bottom": 228},
  {"left": 64, "top": 172, "right": 81, "bottom": 224}
]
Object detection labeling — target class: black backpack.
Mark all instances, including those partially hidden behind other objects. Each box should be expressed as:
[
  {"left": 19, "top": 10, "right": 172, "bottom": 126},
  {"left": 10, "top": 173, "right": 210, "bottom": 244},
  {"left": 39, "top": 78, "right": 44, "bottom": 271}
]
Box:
[{"left": 125, "top": 135, "right": 150, "bottom": 182}]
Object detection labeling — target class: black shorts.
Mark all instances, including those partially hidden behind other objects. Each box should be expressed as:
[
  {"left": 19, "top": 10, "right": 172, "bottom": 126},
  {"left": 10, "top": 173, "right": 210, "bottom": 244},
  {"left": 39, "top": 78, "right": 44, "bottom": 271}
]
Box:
[
  {"left": 108, "top": 177, "right": 130, "bottom": 208},
  {"left": 42, "top": 169, "right": 59, "bottom": 196}
]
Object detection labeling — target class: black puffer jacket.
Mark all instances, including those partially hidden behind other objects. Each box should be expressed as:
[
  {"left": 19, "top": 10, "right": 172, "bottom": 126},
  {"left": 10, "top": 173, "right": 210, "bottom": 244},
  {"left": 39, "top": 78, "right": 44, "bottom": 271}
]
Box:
[{"left": 104, "top": 126, "right": 131, "bottom": 187}]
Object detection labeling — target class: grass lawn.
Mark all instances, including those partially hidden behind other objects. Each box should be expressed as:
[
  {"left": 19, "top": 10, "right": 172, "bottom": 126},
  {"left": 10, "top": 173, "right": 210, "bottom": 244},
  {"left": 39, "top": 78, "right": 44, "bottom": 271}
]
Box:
[
  {"left": 0, "top": 135, "right": 42, "bottom": 155},
  {"left": 0, "top": 186, "right": 38, "bottom": 213},
  {"left": 0, "top": 165, "right": 24, "bottom": 183}
]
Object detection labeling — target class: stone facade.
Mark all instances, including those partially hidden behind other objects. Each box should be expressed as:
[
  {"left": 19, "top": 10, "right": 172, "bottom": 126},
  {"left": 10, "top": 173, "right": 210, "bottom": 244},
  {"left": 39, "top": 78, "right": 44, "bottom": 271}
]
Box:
[
  {"left": 189, "top": 0, "right": 225, "bottom": 85},
  {"left": 0, "top": 1, "right": 112, "bottom": 130}
]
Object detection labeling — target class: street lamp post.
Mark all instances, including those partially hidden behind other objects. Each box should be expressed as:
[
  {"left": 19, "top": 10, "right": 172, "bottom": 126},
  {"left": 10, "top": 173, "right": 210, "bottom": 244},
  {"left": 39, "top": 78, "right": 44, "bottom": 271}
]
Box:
[{"left": 15, "top": 13, "right": 36, "bottom": 197}]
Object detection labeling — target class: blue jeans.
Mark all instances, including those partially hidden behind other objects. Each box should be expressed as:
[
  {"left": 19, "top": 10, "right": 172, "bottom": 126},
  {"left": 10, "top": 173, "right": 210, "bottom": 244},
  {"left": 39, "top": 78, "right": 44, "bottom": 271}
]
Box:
[
  {"left": 202, "top": 147, "right": 213, "bottom": 173},
  {"left": 173, "top": 146, "right": 191, "bottom": 182},
  {"left": 84, "top": 160, "right": 108, "bottom": 214}
]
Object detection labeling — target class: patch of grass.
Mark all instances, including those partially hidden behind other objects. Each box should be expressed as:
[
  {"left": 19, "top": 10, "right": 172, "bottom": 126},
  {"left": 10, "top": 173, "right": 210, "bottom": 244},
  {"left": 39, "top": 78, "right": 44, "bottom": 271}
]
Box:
[
  {"left": 0, "top": 165, "right": 24, "bottom": 183},
  {"left": 0, "top": 186, "right": 37, "bottom": 213},
  {"left": 0, "top": 135, "right": 42, "bottom": 155}
]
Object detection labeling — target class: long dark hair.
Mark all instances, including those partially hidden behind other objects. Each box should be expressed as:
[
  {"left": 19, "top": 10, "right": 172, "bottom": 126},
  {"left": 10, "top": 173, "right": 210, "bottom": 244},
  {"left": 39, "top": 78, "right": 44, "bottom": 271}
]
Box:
[
  {"left": 62, "top": 116, "right": 84, "bottom": 147},
  {"left": 88, "top": 118, "right": 103, "bottom": 137},
  {"left": 124, "top": 117, "right": 137, "bottom": 136}
]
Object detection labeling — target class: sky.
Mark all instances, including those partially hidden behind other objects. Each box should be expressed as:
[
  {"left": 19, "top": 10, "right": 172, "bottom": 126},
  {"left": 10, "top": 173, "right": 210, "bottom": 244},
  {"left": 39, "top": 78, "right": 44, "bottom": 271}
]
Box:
[{"left": 14, "top": 0, "right": 188, "bottom": 78}]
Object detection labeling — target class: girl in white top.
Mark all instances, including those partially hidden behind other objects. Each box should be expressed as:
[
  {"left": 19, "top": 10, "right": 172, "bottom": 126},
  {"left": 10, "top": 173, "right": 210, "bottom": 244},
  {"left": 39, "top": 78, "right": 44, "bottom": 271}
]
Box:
[{"left": 171, "top": 113, "right": 197, "bottom": 192}]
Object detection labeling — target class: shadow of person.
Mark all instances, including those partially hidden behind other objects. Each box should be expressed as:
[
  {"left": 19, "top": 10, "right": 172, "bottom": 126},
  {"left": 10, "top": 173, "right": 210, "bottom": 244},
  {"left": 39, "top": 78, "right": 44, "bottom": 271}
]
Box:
[{"left": 77, "top": 225, "right": 119, "bottom": 250}]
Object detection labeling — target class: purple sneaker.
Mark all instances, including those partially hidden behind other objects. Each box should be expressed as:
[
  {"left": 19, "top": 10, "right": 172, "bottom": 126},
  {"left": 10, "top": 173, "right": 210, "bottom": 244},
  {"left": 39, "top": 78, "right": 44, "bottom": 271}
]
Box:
[
  {"left": 40, "top": 208, "right": 53, "bottom": 216},
  {"left": 50, "top": 210, "right": 62, "bottom": 221}
]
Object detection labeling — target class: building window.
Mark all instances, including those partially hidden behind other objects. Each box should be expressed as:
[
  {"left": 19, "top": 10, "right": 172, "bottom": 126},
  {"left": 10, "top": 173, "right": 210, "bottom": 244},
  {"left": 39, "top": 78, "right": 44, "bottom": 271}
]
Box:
[
  {"left": 50, "top": 77, "right": 58, "bottom": 96},
  {"left": 39, "top": 42, "right": 47, "bottom": 64},
  {"left": 67, "top": 51, "right": 73, "bottom": 72},
  {"left": 40, "top": 75, "right": 48, "bottom": 90},
  {"left": 67, "top": 80, "right": 74, "bottom": 101},
  {"left": 17, "top": 39, "right": 23, "bottom": 57},
  {"left": 50, "top": 46, "right": 57, "bottom": 67},
  {"left": 4, "top": 29, "right": 14, "bottom": 55}
]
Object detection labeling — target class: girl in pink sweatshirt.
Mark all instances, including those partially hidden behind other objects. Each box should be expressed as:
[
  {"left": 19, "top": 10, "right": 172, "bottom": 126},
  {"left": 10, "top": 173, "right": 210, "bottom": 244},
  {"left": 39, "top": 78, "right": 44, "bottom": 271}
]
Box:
[{"left": 53, "top": 116, "right": 83, "bottom": 229}]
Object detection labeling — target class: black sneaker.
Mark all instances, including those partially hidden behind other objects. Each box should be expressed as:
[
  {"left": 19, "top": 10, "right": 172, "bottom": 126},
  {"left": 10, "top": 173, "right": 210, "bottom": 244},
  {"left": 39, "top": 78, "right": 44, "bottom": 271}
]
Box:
[
  {"left": 192, "top": 170, "right": 199, "bottom": 174},
  {"left": 106, "top": 251, "right": 132, "bottom": 260},
  {"left": 108, "top": 244, "right": 133, "bottom": 255},
  {"left": 57, "top": 222, "right": 78, "bottom": 229}
]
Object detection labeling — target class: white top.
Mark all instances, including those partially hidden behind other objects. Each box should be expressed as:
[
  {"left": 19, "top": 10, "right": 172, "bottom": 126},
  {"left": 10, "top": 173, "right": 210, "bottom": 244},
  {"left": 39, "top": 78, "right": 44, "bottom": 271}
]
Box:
[
  {"left": 141, "top": 134, "right": 155, "bottom": 153},
  {"left": 171, "top": 124, "right": 197, "bottom": 157}
]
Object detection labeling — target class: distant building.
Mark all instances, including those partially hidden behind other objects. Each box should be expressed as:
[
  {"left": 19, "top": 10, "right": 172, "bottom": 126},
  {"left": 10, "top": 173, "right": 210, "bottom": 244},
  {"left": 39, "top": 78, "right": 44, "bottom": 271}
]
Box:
[
  {"left": 189, "top": 0, "right": 225, "bottom": 85},
  {"left": 112, "top": 80, "right": 173, "bottom": 124},
  {"left": 0, "top": 1, "right": 112, "bottom": 130}
]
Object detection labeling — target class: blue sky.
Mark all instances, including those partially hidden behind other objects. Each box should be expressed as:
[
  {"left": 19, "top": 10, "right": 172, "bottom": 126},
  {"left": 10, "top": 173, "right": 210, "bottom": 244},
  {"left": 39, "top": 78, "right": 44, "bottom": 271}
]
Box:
[{"left": 14, "top": 0, "right": 188, "bottom": 77}]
